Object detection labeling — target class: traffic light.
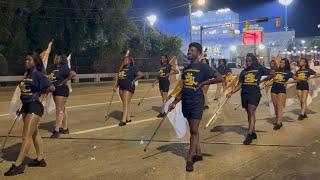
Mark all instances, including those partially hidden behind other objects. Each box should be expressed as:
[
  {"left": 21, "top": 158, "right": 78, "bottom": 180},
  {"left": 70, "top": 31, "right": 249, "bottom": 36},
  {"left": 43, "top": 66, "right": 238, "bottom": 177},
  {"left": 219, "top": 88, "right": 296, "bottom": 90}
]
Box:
[
  {"left": 276, "top": 17, "right": 281, "bottom": 28},
  {"left": 245, "top": 20, "right": 250, "bottom": 31}
]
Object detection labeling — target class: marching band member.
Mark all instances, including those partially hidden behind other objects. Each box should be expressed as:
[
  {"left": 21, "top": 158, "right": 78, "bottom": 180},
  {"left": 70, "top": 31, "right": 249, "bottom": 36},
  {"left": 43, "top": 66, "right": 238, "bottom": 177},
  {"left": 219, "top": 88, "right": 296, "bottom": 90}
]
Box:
[
  {"left": 5, "top": 52, "right": 55, "bottom": 176},
  {"left": 49, "top": 54, "right": 76, "bottom": 138},
  {"left": 152, "top": 55, "right": 178, "bottom": 117},
  {"left": 169, "top": 42, "right": 223, "bottom": 172},
  {"left": 114, "top": 53, "right": 143, "bottom": 126},
  {"left": 227, "top": 53, "right": 270, "bottom": 145}
]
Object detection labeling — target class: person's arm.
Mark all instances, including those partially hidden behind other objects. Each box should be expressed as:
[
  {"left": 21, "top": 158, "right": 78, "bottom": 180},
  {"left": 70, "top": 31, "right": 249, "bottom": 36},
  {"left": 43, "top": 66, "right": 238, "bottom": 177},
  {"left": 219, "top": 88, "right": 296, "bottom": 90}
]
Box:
[
  {"left": 199, "top": 67, "right": 224, "bottom": 88},
  {"left": 60, "top": 70, "right": 76, "bottom": 86},
  {"left": 134, "top": 71, "right": 144, "bottom": 82}
]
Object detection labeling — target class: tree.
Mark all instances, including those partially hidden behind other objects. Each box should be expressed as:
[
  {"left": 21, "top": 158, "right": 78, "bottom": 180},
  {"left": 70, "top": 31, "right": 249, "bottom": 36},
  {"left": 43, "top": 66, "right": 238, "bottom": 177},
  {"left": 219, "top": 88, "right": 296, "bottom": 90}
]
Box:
[{"left": 0, "top": 54, "right": 8, "bottom": 75}]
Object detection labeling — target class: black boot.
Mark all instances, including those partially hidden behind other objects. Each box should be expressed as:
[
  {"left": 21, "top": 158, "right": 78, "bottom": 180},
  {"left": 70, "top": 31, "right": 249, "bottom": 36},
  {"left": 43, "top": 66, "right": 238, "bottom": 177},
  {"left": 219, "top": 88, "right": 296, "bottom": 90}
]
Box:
[{"left": 4, "top": 164, "right": 25, "bottom": 176}]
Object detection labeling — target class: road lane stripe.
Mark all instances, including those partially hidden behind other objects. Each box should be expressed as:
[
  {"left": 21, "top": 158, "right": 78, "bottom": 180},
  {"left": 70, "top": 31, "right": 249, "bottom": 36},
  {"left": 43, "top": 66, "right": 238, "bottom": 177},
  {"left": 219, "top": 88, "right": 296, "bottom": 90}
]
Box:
[
  {"left": 71, "top": 117, "right": 160, "bottom": 135},
  {"left": 0, "top": 96, "right": 161, "bottom": 117}
]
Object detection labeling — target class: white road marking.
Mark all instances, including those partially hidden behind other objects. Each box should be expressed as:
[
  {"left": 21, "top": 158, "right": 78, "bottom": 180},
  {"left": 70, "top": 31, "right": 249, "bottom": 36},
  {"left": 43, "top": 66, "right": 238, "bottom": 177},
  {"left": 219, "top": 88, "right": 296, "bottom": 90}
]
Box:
[
  {"left": 71, "top": 117, "right": 160, "bottom": 135},
  {"left": 0, "top": 96, "right": 161, "bottom": 117}
]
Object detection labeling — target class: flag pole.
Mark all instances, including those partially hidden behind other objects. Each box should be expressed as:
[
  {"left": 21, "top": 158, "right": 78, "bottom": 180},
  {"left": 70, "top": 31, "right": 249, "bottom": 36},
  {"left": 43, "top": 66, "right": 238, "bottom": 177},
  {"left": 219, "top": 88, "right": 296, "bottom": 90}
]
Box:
[
  {"left": 205, "top": 97, "right": 230, "bottom": 129},
  {"left": 144, "top": 114, "right": 167, "bottom": 152}
]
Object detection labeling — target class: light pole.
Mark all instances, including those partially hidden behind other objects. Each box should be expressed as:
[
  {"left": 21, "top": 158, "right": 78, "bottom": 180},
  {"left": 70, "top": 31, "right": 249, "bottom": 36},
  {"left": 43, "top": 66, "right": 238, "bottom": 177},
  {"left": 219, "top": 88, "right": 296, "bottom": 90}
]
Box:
[
  {"left": 188, "top": 0, "right": 206, "bottom": 43},
  {"left": 278, "top": 0, "right": 293, "bottom": 32}
]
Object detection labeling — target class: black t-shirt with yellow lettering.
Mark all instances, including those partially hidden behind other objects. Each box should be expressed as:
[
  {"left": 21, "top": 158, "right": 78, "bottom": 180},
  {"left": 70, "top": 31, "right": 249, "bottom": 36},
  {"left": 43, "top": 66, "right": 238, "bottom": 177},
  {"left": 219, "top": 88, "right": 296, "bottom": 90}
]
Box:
[
  {"left": 118, "top": 65, "right": 138, "bottom": 90},
  {"left": 181, "top": 62, "right": 214, "bottom": 109},
  {"left": 295, "top": 68, "right": 316, "bottom": 90},
  {"left": 19, "top": 70, "right": 52, "bottom": 103},
  {"left": 239, "top": 65, "right": 270, "bottom": 95},
  {"left": 158, "top": 64, "right": 172, "bottom": 82}
]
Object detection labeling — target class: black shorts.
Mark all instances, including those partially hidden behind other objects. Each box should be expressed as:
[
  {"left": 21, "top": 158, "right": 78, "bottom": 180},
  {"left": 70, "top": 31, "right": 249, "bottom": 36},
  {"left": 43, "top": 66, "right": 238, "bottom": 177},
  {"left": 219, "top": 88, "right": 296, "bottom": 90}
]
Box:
[
  {"left": 53, "top": 85, "right": 70, "bottom": 97},
  {"left": 271, "top": 84, "right": 286, "bottom": 94},
  {"left": 159, "top": 79, "right": 170, "bottom": 92},
  {"left": 182, "top": 97, "right": 204, "bottom": 120},
  {"left": 241, "top": 93, "right": 261, "bottom": 109},
  {"left": 119, "top": 85, "right": 135, "bottom": 94},
  {"left": 21, "top": 101, "right": 44, "bottom": 117},
  {"left": 296, "top": 82, "right": 309, "bottom": 91}
]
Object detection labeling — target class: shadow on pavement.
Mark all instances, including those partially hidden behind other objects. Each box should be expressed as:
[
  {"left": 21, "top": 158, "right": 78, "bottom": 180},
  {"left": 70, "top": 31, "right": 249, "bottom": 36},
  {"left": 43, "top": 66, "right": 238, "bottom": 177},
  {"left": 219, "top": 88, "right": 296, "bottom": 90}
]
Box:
[
  {"left": 39, "top": 121, "right": 55, "bottom": 133},
  {"left": 1, "top": 143, "right": 32, "bottom": 164},
  {"left": 210, "top": 125, "right": 267, "bottom": 137}
]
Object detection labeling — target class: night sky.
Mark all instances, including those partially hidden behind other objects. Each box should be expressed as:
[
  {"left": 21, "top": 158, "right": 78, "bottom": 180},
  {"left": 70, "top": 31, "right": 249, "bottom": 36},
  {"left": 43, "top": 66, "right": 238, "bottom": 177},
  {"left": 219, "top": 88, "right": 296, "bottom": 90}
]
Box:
[{"left": 132, "top": 0, "right": 320, "bottom": 38}]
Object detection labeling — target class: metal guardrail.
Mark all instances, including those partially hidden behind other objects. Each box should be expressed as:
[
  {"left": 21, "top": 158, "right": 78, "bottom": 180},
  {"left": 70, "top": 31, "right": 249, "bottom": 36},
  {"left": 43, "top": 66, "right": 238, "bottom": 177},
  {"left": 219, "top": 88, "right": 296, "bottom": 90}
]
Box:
[
  {"left": 0, "top": 69, "right": 242, "bottom": 83},
  {"left": 0, "top": 72, "right": 159, "bottom": 83}
]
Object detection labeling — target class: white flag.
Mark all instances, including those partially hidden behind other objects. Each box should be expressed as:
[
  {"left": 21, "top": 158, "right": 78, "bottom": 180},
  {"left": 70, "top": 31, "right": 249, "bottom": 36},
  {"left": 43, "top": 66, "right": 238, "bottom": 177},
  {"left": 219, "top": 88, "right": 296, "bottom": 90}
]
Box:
[
  {"left": 67, "top": 53, "right": 73, "bottom": 93},
  {"left": 164, "top": 97, "right": 187, "bottom": 138},
  {"left": 8, "top": 86, "right": 22, "bottom": 117}
]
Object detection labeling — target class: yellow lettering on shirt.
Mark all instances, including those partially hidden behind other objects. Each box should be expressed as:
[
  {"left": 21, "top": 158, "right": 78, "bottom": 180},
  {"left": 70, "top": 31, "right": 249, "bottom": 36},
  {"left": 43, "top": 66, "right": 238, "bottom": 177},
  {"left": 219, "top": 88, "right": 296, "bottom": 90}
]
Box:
[
  {"left": 184, "top": 72, "right": 197, "bottom": 87},
  {"left": 244, "top": 73, "right": 256, "bottom": 84},
  {"left": 118, "top": 70, "right": 127, "bottom": 80},
  {"left": 274, "top": 73, "right": 285, "bottom": 83},
  {"left": 159, "top": 70, "right": 166, "bottom": 77},
  {"left": 297, "top": 72, "right": 306, "bottom": 81}
]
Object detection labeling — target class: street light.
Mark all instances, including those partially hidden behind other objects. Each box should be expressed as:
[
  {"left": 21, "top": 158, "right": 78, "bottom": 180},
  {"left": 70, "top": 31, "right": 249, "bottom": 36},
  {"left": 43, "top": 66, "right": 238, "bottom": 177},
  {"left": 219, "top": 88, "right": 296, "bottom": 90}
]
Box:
[
  {"left": 188, "top": 0, "right": 206, "bottom": 43},
  {"left": 278, "top": 0, "right": 293, "bottom": 31},
  {"left": 197, "top": 0, "right": 206, "bottom": 6},
  {"left": 146, "top": 15, "right": 157, "bottom": 26}
]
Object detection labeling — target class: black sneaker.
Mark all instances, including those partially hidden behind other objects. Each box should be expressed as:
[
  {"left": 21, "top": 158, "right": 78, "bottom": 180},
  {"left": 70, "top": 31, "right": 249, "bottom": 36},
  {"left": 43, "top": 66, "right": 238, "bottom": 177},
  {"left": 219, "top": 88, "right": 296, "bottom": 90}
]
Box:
[
  {"left": 50, "top": 131, "right": 60, "bottom": 138},
  {"left": 186, "top": 161, "right": 194, "bottom": 172},
  {"left": 192, "top": 155, "right": 203, "bottom": 163},
  {"left": 4, "top": 164, "right": 25, "bottom": 176},
  {"left": 298, "top": 114, "right": 304, "bottom": 121},
  {"left": 273, "top": 123, "right": 283, "bottom": 130},
  {"left": 118, "top": 121, "right": 126, "bottom": 126},
  {"left": 59, "top": 128, "right": 69, "bottom": 134},
  {"left": 252, "top": 132, "right": 257, "bottom": 139},
  {"left": 243, "top": 134, "right": 254, "bottom": 145},
  {"left": 126, "top": 120, "right": 132, "bottom": 123},
  {"left": 156, "top": 113, "right": 165, "bottom": 118},
  {"left": 303, "top": 114, "right": 308, "bottom": 119},
  {"left": 28, "top": 159, "right": 47, "bottom": 167}
]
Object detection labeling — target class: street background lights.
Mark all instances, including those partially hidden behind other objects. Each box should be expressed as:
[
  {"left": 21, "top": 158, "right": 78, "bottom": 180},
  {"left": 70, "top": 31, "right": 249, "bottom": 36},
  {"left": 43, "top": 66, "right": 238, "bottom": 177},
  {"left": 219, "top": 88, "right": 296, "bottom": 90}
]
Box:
[{"left": 278, "top": 0, "right": 293, "bottom": 31}]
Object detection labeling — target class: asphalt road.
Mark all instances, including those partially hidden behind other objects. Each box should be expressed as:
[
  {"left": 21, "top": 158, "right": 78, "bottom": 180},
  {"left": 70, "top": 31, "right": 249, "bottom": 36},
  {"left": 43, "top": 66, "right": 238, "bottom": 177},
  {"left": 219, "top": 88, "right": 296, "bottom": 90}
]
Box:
[{"left": 0, "top": 83, "right": 320, "bottom": 180}]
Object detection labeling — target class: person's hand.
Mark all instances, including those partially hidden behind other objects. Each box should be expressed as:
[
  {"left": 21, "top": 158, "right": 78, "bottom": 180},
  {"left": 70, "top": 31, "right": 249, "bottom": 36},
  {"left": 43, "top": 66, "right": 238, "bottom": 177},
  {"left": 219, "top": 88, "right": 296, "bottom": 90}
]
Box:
[
  {"left": 113, "top": 87, "right": 117, "bottom": 92},
  {"left": 168, "top": 103, "right": 176, "bottom": 112}
]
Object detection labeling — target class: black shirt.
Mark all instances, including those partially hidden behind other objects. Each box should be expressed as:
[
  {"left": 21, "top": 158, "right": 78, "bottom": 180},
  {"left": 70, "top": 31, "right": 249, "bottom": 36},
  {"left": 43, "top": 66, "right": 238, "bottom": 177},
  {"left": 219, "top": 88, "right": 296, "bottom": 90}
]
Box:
[
  {"left": 118, "top": 65, "right": 138, "bottom": 87},
  {"left": 158, "top": 64, "right": 172, "bottom": 81},
  {"left": 19, "top": 69, "right": 52, "bottom": 103},
  {"left": 181, "top": 62, "right": 215, "bottom": 103},
  {"left": 239, "top": 65, "right": 270, "bottom": 94},
  {"left": 49, "top": 64, "right": 71, "bottom": 86}
]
